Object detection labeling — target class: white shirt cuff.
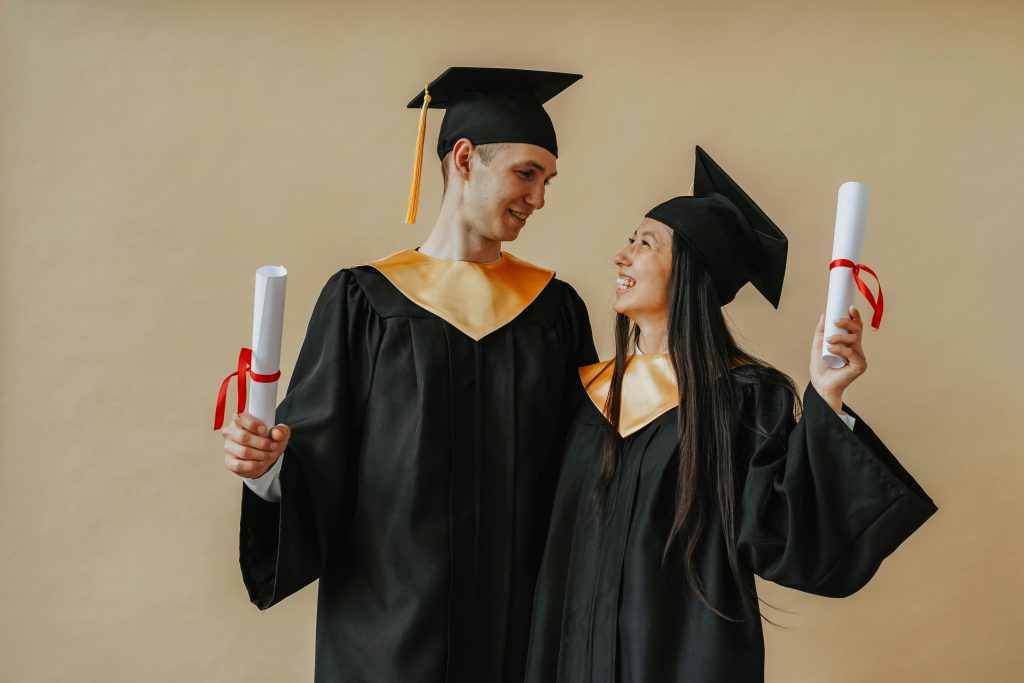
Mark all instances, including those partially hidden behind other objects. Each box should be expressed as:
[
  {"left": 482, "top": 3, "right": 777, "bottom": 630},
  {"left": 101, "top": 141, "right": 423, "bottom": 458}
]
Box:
[
  {"left": 838, "top": 411, "right": 856, "bottom": 431},
  {"left": 243, "top": 453, "right": 284, "bottom": 502}
]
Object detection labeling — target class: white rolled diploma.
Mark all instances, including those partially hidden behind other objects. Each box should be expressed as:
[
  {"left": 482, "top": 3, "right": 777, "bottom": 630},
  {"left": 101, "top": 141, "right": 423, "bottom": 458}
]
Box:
[
  {"left": 822, "top": 182, "right": 870, "bottom": 369},
  {"left": 248, "top": 265, "right": 287, "bottom": 428}
]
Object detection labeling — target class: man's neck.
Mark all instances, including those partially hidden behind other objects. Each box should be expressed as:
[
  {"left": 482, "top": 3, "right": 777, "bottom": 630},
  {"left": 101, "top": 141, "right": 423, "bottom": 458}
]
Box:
[{"left": 418, "top": 203, "right": 502, "bottom": 263}]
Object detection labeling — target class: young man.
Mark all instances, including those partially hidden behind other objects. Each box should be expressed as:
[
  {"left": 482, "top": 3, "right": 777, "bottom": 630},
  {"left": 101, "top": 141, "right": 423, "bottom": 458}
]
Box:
[{"left": 220, "top": 67, "right": 596, "bottom": 682}]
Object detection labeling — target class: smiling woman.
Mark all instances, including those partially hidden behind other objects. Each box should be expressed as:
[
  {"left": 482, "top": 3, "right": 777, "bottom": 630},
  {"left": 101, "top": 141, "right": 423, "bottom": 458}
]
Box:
[
  {"left": 613, "top": 218, "right": 674, "bottom": 354},
  {"left": 524, "top": 147, "right": 936, "bottom": 682}
]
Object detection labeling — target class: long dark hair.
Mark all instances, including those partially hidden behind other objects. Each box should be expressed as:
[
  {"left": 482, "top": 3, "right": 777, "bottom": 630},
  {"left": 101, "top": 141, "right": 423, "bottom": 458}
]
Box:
[{"left": 597, "top": 233, "right": 798, "bottom": 620}]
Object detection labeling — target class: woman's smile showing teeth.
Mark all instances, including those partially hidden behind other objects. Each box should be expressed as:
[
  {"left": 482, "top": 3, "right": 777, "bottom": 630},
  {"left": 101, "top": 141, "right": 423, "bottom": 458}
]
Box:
[{"left": 616, "top": 275, "right": 636, "bottom": 293}]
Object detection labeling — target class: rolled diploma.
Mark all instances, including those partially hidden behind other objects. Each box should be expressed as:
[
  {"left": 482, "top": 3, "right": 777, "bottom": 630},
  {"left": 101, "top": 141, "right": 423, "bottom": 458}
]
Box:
[
  {"left": 249, "top": 265, "right": 287, "bottom": 427},
  {"left": 823, "top": 182, "right": 870, "bottom": 369}
]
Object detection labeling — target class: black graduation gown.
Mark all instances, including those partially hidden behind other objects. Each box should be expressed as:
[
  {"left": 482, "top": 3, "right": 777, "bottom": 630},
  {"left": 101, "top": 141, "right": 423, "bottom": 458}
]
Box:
[
  {"left": 239, "top": 260, "right": 597, "bottom": 682},
  {"left": 526, "top": 364, "right": 937, "bottom": 683}
]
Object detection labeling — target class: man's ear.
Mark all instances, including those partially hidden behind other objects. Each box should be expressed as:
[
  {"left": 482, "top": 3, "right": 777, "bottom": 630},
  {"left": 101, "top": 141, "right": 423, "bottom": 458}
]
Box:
[{"left": 451, "top": 138, "right": 474, "bottom": 181}]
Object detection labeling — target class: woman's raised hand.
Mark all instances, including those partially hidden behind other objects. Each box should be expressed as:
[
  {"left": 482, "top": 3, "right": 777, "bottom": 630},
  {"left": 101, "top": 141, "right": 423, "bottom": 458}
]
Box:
[{"left": 810, "top": 306, "right": 868, "bottom": 414}]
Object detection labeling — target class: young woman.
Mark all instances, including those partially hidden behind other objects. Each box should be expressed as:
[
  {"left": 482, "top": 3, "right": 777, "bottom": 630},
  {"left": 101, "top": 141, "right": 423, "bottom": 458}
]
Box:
[{"left": 525, "top": 147, "right": 937, "bottom": 682}]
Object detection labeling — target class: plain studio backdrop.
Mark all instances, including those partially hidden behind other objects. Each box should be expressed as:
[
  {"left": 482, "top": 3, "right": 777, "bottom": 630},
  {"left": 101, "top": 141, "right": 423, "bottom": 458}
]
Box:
[{"left": 1, "top": 0, "right": 1020, "bottom": 680}]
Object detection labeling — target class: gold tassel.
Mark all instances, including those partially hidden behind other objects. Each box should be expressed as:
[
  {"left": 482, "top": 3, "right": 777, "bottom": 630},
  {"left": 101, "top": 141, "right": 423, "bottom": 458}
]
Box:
[
  {"left": 405, "top": 84, "right": 432, "bottom": 224},
  {"left": 688, "top": 181, "right": 695, "bottom": 196}
]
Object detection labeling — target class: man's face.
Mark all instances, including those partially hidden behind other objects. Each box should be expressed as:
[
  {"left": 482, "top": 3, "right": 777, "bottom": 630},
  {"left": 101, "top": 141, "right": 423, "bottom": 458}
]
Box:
[{"left": 462, "top": 143, "right": 557, "bottom": 243}]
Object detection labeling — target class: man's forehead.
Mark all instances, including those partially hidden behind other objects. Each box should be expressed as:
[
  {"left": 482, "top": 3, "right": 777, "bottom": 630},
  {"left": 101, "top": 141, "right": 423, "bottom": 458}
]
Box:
[{"left": 500, "top": 143, "right": 558, "bottom": 174}]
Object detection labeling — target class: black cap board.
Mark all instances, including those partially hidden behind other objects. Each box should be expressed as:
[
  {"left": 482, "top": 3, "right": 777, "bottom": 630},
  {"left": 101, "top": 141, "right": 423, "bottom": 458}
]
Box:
[
  {"left": 408, "top": 67, "right": 581, "bottom": 159},
  {"left": 645, "top": 146, "right": 788, "bottom": 307}
]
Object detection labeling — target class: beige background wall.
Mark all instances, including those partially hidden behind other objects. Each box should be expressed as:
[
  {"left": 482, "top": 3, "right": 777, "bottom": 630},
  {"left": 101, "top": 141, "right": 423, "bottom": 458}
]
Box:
[{"left": 1, "top": 0, "right": 1020, "bottom": 680}]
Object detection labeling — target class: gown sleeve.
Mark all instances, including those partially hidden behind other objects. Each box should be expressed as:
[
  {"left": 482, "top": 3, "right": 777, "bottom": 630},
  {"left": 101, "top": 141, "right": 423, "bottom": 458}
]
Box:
[
  {"left": 558, "top": 282, "right": 598, "bottom": 409},
  {"left": 524, "top": 388, "right": 599, "bottom": 681},
  {"left": 535, "top": 281, "right": 597, "bottom": 512},
  {"left": 523, "top": 285, "right": 596, "bottom": 681},
  {"left": 736, "top": 377, "right": 938, "bottom": 598},
  {"left": 543, "top": 283, "right": 597, "bottom": 542},
  {"left": 239, "top": 269, "right": 378, "bottom": 609}
]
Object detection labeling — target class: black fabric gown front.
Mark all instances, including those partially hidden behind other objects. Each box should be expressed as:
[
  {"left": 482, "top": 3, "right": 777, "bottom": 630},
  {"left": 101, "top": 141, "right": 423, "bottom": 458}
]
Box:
[
  {"left": 239, "top": 264, "right": 596, "bottom": 682},
  {"left": 526, "top": 365, "right": 937, "bottom": 682}
]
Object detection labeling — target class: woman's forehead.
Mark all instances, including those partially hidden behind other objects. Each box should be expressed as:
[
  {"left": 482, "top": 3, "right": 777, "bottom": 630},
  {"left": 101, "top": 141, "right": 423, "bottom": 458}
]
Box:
[{"left": 635, "top": 218, "right": 672, "bottom": 240}]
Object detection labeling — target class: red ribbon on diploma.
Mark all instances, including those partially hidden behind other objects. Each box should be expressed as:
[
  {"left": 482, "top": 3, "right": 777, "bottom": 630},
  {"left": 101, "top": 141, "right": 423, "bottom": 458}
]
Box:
[
  {"left": 213, "top": 347, "right": 281, "bottom": 430},
  {"left": 829, "top": 259, "right": 884, "bottom": 330}
]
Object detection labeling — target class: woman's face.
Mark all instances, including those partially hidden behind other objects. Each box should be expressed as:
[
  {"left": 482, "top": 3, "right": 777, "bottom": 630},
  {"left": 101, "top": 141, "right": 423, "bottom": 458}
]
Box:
[{"left": 613, "top": 218, "right": 674, "bottom": 321}]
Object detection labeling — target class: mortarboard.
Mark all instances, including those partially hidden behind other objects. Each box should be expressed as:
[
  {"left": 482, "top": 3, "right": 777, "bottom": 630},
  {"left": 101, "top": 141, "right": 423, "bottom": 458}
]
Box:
[
  {"left": 645, "top": 146, "right": 788, "bottom": 307},
  {"left": 404, "top": 67, "right": 582, "bottom": 223}
]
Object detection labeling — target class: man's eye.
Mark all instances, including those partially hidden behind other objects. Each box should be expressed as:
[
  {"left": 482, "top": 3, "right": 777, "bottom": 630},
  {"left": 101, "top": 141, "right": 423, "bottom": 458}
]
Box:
[
  {"left": 517, "top": 171, "right": 533, "bottom": 180},
  {"left": 642, "top": 241, "right": 652, "bottom": 248}
]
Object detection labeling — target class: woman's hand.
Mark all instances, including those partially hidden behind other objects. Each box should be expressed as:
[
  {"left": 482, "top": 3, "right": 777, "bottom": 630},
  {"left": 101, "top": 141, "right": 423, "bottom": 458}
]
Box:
[{"left": 810, "top": 306, "right": 868, "bottom": 414}]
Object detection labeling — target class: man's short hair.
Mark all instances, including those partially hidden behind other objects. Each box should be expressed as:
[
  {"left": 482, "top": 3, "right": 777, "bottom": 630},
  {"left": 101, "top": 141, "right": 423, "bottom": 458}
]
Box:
[{"left": 441, "top": 142, "right": 508, "bottom": 193}]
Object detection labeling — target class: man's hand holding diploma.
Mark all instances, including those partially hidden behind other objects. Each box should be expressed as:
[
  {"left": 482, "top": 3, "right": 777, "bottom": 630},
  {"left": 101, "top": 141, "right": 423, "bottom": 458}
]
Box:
[{"left": 222, "top": 413, "right": 291, "bottom": 479}]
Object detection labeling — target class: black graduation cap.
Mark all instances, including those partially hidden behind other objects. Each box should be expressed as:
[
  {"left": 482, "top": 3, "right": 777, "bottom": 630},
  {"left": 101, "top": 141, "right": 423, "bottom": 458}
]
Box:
[
  {"left": 404, "top": 67, "right": 582, "bottom": 223},
  {"left": 645, "top": 146, "right": 788, "bottom": 307}
]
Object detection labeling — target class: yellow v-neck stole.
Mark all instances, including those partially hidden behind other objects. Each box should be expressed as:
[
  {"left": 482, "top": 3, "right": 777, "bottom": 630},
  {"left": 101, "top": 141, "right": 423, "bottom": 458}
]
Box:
[
  {"left": 579, "top": 354, "right": 679, "bottom": 438},
  {"left": 367, "top": 249, "right": 555, "bottom": 341}
]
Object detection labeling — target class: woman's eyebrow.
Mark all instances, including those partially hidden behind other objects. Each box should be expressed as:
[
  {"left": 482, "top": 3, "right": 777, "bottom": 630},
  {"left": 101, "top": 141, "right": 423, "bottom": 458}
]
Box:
[{"left": 637, "top": 229, "right": 659, "bottom": 243}]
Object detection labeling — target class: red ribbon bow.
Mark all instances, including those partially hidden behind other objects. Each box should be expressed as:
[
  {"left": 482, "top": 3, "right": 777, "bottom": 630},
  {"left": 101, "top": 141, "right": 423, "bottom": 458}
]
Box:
[
  {"left": 213, "top": 347, "right": 281, "bottom": 430},
  {"left": 829, "top": 259, "right": 884, "bottom": 329}
]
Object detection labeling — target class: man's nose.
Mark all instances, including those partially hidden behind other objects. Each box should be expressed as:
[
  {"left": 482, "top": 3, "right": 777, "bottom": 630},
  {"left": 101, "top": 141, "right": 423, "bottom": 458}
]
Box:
[{"left": 526, "top": 184, "right": 545, "bottom": 211}]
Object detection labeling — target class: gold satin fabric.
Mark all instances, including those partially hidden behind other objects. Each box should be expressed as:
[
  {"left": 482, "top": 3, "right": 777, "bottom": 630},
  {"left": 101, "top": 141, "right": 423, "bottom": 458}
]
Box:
[
  {"left": 368, "top": 249, "right": 555, "bottom": 341},
  {"left": 579, "top": 354, "right": 679, "bottom": 438}
]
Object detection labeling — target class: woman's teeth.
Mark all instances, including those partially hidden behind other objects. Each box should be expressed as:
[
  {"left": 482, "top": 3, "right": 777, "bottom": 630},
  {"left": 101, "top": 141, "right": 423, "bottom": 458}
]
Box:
[
  {"left": 509, "top": 209, "right": 528, "bottom": 221},
  {"left": 616, "top": 276, "right": 636, "bottom": 292}
]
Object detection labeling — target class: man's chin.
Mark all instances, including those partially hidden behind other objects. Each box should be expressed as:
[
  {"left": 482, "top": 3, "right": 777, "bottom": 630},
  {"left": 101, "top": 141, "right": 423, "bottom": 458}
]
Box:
[{"left": 494, "top": 224, "right": 524, "bottom": 242}]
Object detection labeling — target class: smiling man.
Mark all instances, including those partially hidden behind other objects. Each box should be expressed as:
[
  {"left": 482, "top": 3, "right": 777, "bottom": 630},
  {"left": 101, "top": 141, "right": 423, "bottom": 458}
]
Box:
[{"left": 220, "top": 67, "right": 596, "bottom": 682}]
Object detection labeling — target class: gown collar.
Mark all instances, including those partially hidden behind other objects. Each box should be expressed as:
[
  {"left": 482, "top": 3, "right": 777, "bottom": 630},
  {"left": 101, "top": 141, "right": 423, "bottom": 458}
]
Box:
[
  {"left": 367, "top": 249, "right": 555, "bottom": 341},
  {"left": 579, "top": 354, "right": 679, "bottom": 438}
]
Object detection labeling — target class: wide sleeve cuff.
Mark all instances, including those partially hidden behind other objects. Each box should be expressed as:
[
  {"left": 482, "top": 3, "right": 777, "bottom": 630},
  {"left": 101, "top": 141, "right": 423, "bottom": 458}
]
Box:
[{"left": 243, "top": 453, "right": 284, "bottom": 502}]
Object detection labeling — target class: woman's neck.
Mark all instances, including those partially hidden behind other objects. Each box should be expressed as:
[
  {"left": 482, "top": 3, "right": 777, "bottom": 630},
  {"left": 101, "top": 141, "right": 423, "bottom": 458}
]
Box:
[{"left": 634, "top": 319, "right": 669, "bottom": 355}]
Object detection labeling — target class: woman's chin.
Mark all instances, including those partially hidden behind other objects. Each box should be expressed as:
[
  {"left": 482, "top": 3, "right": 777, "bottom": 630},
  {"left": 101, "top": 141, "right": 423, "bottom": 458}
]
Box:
[{"left": 612, "top": 291, "right": 633, "bottom": 316}]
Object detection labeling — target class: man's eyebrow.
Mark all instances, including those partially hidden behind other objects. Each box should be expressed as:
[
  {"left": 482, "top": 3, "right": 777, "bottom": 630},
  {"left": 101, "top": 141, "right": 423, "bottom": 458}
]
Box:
[{"left": 518, "top": 160, "right": 557, "bottom": 178}]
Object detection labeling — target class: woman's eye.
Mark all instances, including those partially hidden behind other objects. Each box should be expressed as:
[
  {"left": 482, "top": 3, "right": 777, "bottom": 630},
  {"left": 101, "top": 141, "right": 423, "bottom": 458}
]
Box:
[
  {"left": 628, "top": 237, "right": 635, "bottom": 244},
  {"left": 642, "top": 241, "right": 651, "bottom": 248}
]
